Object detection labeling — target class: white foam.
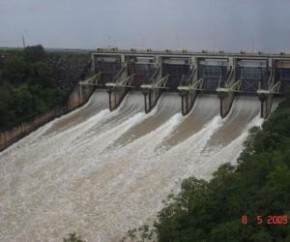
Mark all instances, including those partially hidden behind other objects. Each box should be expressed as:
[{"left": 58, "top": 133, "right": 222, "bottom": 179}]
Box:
[{"left": 0, "top": 93, "right": 265, "bottom": 242}]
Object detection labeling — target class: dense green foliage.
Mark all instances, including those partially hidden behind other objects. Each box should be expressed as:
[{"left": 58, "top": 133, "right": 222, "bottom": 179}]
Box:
[
  {"left": 155, "top": 96, "right": 290, "bottom": 241},
  {"left": 0, "top": 46, "right": 67, "bottom": 129}
]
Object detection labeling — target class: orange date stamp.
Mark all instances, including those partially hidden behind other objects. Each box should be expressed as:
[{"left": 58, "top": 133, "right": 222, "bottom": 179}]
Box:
[{"left": 241, "top": 215, "right": 289, "bottom": 225}]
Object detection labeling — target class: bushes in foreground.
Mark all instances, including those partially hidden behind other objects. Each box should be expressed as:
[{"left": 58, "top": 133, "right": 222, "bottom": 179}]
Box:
[{"left": 154, "top": 96, "right": 290, "bottom": 241}]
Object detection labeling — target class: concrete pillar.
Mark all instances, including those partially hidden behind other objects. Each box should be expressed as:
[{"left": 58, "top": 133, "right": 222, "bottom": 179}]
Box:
[
  {"left": 228, "top": 57, "right": 234, "bottom": 67},
  {"left": 196, "top": 57, "right": 200, "bottom": 79},
  {"left": 121, "top": 54, "right": 126, "bottom": 64},
  {"left": 191, "top": 56, "right": 197, "bottom": 69},
  {"left": 269, "top": 58, "right": 275, "bottom": 84},
  {"left": 258, "top": 93, "right": 267, "bottom": 118},
  {"left": 268, "top": 58, "right": 273, "bottom": 69},
  {"left": 91, "top": 53, "right": 96, "bottom": 74},
  {"left": 157, "top": 55, "right": 162, "bottom": 79}
]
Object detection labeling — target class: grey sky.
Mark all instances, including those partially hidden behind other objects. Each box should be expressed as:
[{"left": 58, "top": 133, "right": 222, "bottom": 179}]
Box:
[{"left": 1, "top": 0, "right": 290, "bottom": 52}]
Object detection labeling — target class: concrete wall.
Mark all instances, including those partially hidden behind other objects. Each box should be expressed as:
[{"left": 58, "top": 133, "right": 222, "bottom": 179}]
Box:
[{"left": 0, "top": 85, "right": 95, "bottom": 152}]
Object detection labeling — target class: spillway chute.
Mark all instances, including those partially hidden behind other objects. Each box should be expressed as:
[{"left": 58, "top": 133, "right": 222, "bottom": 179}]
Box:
[{"left": 0, "top": 72, "right": 281, "bottom": 242}]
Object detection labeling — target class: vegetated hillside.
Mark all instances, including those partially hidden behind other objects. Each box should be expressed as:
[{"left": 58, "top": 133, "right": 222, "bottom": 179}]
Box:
[
  {"left": 155, "top": 94, "right": 290, "bottom": 242},
  {"left": 0, "top": 45, "right": 91, "bottom": 129}
]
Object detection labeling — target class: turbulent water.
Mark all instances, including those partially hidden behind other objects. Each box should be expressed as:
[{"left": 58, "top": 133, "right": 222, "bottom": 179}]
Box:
[{"left": 0, "top": 90, "right": 264, "bottom": 241}]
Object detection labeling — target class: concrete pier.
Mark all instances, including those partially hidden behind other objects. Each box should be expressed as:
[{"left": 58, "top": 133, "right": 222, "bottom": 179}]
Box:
[{"left": 83, "top": 49, "right": 290, "bottom": 118}]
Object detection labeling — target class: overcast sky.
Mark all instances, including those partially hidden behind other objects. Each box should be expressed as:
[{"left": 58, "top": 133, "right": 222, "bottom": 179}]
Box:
[{"left": 1, "top": 0, "right": 290, "bottom": 52}]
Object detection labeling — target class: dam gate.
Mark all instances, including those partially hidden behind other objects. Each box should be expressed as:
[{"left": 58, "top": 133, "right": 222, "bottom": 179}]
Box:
[{"left": 80, "top": 49, "right": 290, "bottom": 118}]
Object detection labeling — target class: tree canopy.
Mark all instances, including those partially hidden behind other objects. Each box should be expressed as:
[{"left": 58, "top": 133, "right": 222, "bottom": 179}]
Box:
[
  {"left": 0, "top": 45, "right": 67, "bottom": 129},
  {"left": 23, "top": 44, "right": 46, "bottom": 63},
  {"left": 154, "top": 96, "right": 290, "bottom": 241}
]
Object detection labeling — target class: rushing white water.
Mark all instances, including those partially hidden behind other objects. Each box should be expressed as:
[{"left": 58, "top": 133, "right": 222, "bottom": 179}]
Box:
[{"left": 0, "top": 91, "right": 264, "bottom": 241}]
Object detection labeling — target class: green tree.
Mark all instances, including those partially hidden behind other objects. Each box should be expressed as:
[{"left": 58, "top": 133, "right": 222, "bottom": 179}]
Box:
[
  {"left": 29, "top": 61, "right": 53, "bottom": 87},
  {"left": 23, "top": 45, "right": 46, "bottom": 63},
  {"left": 2, "top": 56, "right": 29, "bottom": 83},
  {"left": 154, "top": 94, "right": 290, "bottom": 241},
  {"left": 10, "top": 84, "right": 37, "bottom": 117},
  {"left": 0, "top": 46, "right": 88, "bottom": 129},
  {"left": 0, "top": 83, "right": 14, "bottom": 127}
]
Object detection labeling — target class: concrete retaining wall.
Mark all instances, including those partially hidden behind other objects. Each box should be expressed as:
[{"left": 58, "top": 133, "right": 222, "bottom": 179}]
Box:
[{"left": 0, "top": 85, "right": 95, "bottom": 152}]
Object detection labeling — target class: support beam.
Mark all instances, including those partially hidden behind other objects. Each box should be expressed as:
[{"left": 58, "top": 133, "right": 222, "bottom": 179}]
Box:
[
  {"left": 107, "top": 87, "right": 128, "bottom": 111},
  {"left": 216, "top": 62, "right": 240, "bottom": 118},
  {"left": 78, "top": 74, "right": 101, "bottom": 104},
  {"left": 105, "top": 64, "right": 131, "bottom": 111},
  {"left": 177, "top": 67, "right": 200, "bottom": 115},
  {"left": 258, "top": 81, "right": 281, "bottom": 118},
  {"left": 106, "top": 74, "right": 135, "bottom": 88},
  {"left": 257, "top": 60, "right": 281, "bottom": 119},
  {"left": 141, "top": 71, "right": 168, "bottom": 113},
  {"left": 217, "top": 90, "right": 236, "bottom": 118},
  {"left": 79, "top": 72, "right": 102, "bottom": 86},
  {"left": 179, "top": 90, "right": 198, "bottom": 115}
]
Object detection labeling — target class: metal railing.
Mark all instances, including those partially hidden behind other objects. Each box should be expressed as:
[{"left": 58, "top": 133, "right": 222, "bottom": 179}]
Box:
[
  {"left": 180, "top": 68, "right": 195, "bottom": 86},
  {"left": 146, "top": 66, "right": 160, "bottom": 84},
  {"left": 269, "top": 81, "right": 281, "bottom": 93},
  {"left": 79, "top": 72, "right": 102, "bottom": 86},
  {"left": 154, "top": 74, "right": 169, "bottom": 88},
  {"left": 113, "top": 65, "right": 126, "bottom": 81},
  {"left": 226, "top": 79, "right": 241, "bottom": 91},
  {"left": 117, "top": 74, "right": 135, "bottom": 87},
  {"left": 216, "top": 66, "right": 240, "bottom": 92}
]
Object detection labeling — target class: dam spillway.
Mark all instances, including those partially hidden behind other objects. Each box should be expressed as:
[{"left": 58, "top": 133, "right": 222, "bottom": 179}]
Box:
[
  {"left": 80, "top": 49, "right": 290, "bottom": 119},
  {"left": 0, "top": 88, "right": 269, "bottom": 241},
  {"left": 0, "top": 49, "right": 286, "bottom": 241}
]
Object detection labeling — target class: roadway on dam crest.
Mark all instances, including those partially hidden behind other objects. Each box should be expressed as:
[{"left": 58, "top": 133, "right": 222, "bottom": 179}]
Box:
[{"left": 0, "top": 90, "right": 263, "bottom": 241}]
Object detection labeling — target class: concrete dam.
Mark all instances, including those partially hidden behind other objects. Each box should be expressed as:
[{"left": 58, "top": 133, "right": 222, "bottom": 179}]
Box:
[
  {"left": 80, "top": 49, "right": 289, "bottom": 118},
  {"left": 0, "top": 49, "right": 288, "bottom": 241}
]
